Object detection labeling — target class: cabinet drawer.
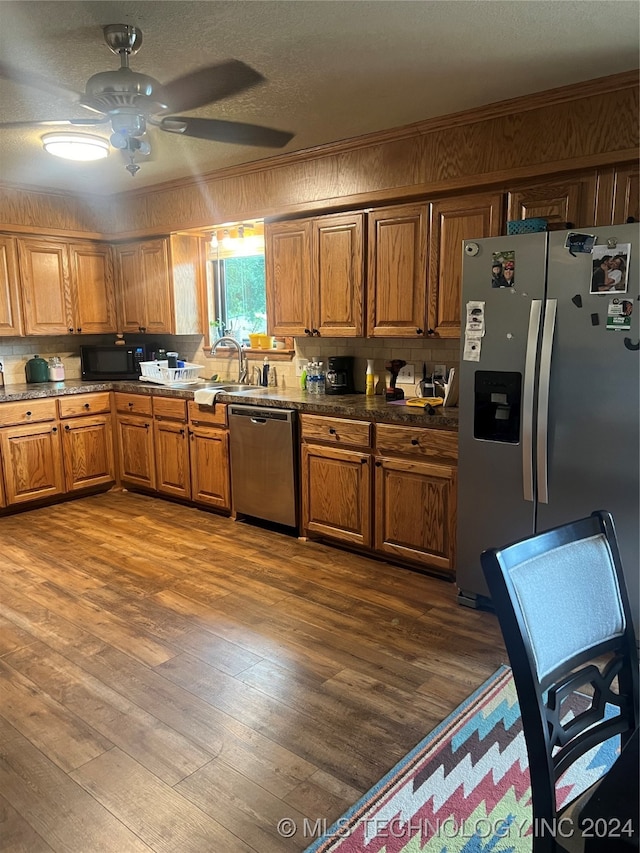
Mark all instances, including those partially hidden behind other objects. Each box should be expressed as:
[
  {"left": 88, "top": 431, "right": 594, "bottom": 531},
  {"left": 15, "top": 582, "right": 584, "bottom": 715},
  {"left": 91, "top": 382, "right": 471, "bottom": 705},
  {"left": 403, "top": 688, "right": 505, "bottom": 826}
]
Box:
[
  {"left": 375, "top": 423, "right": 458, "bottom": 462},
  {"left": 114, "top": 392, "right": 153, "bottom": 417},
  {"left": 153, "top": 396, "right": 187, "bottom": 422},
  {"left": 300, "top": 414, "right": 371, "bottom": 448},
  {"left": 188, "top": 400, "right": 228, "bottom": 427},
  {"left": 58, "top": 392, "right": 112, "bottom": 419},
  {"left": 0, "top": 398, "right": 57, "bottom": 426}
]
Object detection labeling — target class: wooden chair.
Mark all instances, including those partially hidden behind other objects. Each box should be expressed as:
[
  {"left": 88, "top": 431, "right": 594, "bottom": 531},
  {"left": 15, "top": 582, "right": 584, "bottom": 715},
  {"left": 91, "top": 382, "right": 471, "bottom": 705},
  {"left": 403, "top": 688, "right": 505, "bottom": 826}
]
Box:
[{"left": 481, "top": 510, "right": 639, "bottom": 853}]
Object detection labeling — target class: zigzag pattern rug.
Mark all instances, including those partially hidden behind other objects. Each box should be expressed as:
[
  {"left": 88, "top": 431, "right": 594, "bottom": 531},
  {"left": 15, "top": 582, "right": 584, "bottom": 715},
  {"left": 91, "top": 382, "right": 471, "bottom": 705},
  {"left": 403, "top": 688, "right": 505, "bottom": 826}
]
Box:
[{"left": 305, "top": 665, "right": 619, "bottom": 853}]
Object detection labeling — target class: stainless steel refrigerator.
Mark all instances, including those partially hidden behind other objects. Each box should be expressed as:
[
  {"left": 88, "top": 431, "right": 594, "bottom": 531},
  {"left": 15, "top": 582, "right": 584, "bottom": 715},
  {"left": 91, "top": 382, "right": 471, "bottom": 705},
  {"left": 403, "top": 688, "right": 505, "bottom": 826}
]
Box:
[{"left": 456, "top": 224, "right": 639, "bottom": 637}]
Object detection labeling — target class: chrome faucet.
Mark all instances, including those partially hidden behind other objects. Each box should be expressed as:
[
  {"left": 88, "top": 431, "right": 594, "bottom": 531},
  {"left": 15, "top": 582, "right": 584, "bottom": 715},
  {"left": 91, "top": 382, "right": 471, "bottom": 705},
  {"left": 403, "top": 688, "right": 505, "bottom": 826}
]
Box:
[{"left": 211, "top": 336, "right": 248, "bottom": 384}]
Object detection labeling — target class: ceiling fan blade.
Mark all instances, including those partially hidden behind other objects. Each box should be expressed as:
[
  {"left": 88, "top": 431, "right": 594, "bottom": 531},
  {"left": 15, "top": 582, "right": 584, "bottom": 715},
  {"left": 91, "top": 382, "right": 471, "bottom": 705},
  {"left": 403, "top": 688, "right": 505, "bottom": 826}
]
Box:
[
  {"left": 0, "top": 61, "right": 84, "bottom": 102},
  {"left": 159, "top": 60, "right": 265, "bottom": 113},
  {"left": 0, "top": 117, "right": 109, "bottom": 130},
  {"left": 160, "top": 116, "right": 293, "bottom": 148}
]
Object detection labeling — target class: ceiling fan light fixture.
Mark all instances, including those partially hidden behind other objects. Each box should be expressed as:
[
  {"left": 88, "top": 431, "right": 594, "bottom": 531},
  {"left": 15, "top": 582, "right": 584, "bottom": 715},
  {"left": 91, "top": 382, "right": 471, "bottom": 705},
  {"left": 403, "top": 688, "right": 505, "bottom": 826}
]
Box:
[{"left": 42, "top": 133, "right": 110, "bottom": 161}]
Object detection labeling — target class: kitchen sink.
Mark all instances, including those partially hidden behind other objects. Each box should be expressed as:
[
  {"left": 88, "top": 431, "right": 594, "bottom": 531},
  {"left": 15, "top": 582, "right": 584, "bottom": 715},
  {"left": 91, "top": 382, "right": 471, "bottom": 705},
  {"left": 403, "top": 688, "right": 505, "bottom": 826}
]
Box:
[{"left": 199, "top": 383, "right": 270, "bottom": 394}]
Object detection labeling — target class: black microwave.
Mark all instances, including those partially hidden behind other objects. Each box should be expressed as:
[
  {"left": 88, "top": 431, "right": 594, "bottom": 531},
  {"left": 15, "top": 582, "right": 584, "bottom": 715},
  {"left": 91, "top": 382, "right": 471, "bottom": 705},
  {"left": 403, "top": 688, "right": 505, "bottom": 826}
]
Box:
[{"left": 80, "top": 345, "right": 147, "bottom": 381}]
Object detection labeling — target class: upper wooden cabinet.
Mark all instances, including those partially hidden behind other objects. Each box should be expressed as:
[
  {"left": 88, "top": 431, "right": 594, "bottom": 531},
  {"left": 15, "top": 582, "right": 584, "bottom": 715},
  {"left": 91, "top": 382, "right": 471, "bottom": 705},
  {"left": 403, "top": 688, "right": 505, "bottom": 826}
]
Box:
[
  {"left": 265, "top": 212, "right": 364, "bottom": 337},
  {"left": 114, "top": 234, "right": 203, "bottom": 335},
  {"left": 506, "top": 175, "right": 597, "bottom": 229},
  {"left": 428, "top": 192, "right": 503, "bottom": 338},
  {"left": 611, "top": 165, "right": 639, "bottom": 224},
  {"left": 0, "top": 235, "right": 22, "bottom": 336},
  {"left": 367, "top": 203, "right": 428, "bottom": 338},
  {"left": 17, "top": 237, "right": 116, "bottom": 336}
]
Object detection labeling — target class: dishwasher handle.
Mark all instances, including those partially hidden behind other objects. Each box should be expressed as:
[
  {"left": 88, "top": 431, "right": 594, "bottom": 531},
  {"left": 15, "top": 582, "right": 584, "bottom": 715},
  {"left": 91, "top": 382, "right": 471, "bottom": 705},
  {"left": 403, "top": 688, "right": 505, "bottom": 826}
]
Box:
[{"left": 250, "top": 417, "right": 268, "bottom": 424}]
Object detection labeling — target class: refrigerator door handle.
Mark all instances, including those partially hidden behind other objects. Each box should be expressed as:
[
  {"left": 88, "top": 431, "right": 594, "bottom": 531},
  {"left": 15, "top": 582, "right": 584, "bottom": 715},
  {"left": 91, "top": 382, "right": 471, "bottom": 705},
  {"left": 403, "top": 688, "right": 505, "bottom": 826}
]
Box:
[
  {"left": 523, "top": 300, "right": 542, "bottom": 502},
  {"left": 537, "top": 299, "right": 557, "bottom": 504}
]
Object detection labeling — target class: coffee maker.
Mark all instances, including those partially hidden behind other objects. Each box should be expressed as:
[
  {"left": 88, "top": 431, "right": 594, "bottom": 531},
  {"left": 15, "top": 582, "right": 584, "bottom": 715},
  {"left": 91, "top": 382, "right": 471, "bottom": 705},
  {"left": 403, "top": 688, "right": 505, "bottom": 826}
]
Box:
[{"left": 325, "top": 356, "right": 355, "bottom": 395}]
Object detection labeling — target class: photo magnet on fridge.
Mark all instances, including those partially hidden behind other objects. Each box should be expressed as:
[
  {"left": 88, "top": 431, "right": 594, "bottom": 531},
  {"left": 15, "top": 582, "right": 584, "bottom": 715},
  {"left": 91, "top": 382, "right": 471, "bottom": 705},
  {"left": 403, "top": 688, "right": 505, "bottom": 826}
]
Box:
[
  {"left": 590, "top": 244, "right": 631, "bottom": 294},
  {"left": 491, "top": 251, "right": 515, "bottom": 288}
]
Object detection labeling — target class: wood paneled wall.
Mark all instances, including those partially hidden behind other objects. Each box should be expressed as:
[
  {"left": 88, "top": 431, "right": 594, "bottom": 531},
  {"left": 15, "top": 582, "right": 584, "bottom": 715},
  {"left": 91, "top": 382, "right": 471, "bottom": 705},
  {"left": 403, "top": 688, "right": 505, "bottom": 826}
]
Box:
[{"left": 1, "top": 71, "right": 638, "bottom": 240}]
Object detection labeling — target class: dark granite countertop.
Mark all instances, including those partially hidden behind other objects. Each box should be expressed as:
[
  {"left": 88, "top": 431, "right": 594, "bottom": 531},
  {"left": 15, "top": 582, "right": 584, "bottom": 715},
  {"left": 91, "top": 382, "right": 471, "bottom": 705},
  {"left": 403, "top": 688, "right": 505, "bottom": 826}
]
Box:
[{"left": 0, "top": 379, "right": 458, "bottom": 430}]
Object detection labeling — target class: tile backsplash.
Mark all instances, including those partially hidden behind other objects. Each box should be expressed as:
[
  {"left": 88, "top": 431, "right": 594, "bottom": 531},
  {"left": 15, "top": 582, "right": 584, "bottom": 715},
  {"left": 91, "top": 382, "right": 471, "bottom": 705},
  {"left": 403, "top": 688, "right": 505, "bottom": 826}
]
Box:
[{"left": 1, "top": 333, "right": 460, "bottom": 394}]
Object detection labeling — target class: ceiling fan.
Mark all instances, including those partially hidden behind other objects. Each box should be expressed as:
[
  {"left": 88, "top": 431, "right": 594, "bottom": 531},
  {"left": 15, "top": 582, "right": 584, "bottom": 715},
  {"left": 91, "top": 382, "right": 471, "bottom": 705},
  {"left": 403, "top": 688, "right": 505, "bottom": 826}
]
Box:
[{"left": 0, "top": 23, "right": 294, "bottom": 176}]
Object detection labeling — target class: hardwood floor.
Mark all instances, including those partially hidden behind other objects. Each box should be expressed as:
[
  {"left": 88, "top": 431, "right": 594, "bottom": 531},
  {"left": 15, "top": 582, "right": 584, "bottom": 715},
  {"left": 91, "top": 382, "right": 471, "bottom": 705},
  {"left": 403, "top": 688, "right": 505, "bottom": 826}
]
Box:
[{"left": 0, "top": 491, "right": 506, "bottom": 852}]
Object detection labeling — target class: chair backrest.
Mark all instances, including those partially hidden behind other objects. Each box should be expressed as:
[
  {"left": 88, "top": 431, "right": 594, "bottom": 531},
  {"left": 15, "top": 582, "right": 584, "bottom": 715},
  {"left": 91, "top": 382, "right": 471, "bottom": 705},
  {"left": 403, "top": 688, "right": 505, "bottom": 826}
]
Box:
[{"left": 481, "top": 510, "right": 639, "bottom": 853}]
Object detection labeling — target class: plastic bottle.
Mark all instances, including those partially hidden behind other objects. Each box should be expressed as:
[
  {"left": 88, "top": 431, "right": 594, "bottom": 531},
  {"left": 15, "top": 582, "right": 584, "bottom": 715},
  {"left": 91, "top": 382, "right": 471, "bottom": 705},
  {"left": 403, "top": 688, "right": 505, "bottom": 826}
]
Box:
[
  {"left": 366, "top": 359, "right": 375, "bottom": 396},
  {"left": 300, "top": 361, "right": 308, "bottom": 391},
  {"left": 315, "top": 361, "right": 325, "bottom": 395},
  {"left": 306, "top": 360, "right": 317, "bottom": 394}
]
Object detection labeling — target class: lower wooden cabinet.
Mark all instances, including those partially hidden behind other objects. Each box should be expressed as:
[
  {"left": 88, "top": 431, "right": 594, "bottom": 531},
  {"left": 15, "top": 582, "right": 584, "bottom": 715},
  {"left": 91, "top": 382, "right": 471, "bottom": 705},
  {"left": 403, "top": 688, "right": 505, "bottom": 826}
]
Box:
[
  {"left": 374, "top": 456, "right": 457, "bottom": 573},
  {"left": 301, "top": 443, "right": 372, "bottom": 548},
  {"left": 0, "top": 421, "right": 65, "bottom": 504},
  {"left": 187, "top": 401, "right": 231, "bottom": 511},
  {"left": 153, "top": 397, "right": 189, "bottom": 499},
  {"left": 58, "top": 392, "right": 115, "bottom": 492},
  {"left": 300, "top": 413, "right": 458, "bottom": 574},
  {"left": 61, "top": 415, "right": 115, "bottom": 492},
  {"left": 114, "top": 393, "right": 155, "bottom": 490}
]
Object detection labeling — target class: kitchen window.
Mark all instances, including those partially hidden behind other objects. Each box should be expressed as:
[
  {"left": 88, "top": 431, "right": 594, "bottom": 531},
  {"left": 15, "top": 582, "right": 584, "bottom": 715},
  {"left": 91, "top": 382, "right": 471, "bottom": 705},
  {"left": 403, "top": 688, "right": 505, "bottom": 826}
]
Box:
[{"left": 206, "top": 221, "right": 267, "bottom": 346}]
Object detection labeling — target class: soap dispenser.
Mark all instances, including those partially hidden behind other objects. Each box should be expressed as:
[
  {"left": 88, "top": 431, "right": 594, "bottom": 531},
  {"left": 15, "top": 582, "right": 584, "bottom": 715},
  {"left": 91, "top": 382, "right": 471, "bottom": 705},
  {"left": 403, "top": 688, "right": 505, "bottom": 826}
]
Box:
[{"left": 366, "top": 359, "right": 375, "bottom": 396}]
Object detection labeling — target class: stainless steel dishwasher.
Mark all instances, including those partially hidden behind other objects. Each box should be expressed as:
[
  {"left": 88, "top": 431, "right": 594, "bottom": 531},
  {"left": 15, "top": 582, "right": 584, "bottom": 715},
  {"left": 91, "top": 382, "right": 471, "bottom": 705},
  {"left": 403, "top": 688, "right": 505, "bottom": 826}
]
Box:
[{"left": 228, "top": 404, "right": 298, "bottom": 527}]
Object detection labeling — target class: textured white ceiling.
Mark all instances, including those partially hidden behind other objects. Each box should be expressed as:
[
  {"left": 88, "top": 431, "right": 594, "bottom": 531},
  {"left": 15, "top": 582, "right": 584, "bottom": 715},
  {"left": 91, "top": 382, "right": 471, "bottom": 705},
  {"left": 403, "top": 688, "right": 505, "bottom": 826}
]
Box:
[{"left": 0, "top": 0, "right": 638, "bottom": 196}]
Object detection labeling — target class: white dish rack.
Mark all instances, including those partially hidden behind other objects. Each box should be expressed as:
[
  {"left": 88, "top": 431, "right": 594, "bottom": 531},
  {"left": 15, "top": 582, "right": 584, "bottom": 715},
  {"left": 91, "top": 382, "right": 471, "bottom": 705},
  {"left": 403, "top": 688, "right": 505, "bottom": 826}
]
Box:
[{"left": 139, "top": 360, "right": 203, "bottom": 386}]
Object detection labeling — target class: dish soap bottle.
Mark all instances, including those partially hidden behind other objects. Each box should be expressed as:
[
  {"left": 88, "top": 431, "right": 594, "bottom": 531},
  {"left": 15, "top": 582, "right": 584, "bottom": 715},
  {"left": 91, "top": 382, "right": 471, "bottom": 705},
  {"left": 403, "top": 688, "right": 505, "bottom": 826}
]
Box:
[{"left": 366, "top": 359, "right": 375, "bottom": 396}]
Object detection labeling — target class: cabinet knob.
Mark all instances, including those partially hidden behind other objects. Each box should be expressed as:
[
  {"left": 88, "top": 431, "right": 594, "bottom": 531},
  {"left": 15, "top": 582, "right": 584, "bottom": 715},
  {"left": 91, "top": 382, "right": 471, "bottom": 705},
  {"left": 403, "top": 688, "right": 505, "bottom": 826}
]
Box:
[
  {"left": 52, "top": 426, "right": 57, "bottom": 433},
  {"left": 26, "top": 410, "right": 32, "bottom": 417},
  {"left": 179, "top": 428, "right": 185, "bottom": 436},
  {"left": 411, "top": 438, "right": 419, "bottom": 446},
  {"left": 312, "top": 328, "right": 320, "bottom": 336},
  {"left": 329, "top": 428, "right": 336, "bottom": 435},
  {"left": 140, "top": 326, "right": 146, "bottom": 333},
  {"left": 375, "top": 460, "right": 382, "bottom": 467},
  {"left": 144, "top": 423, "right": 149, "bottom": 429},
  {"left": 416, "top": 328, "right": 423, "bottom": 335},
  {"left": 76, "top": 327, "right": 82, "bottom": 333},
  {"left": 361, "top": 458, "right": 367, "bottom": 464},
  {"left": 65, "top": 425, "right": 70, "bottom": 431},
  {"left": 84, "top": 403, "right": 90, "bottom": 409},
  {"left": 304, "top": 328, "right": 312, "bottom": 336},
  {"left": 427, "top": 328, "right": 435, "bottom": 336},
  {"left": 68, "top": 327, "right": 74, "bottom": 333},
  {"left": 128, "top": 401, "right": 134, "bottom": 407}
]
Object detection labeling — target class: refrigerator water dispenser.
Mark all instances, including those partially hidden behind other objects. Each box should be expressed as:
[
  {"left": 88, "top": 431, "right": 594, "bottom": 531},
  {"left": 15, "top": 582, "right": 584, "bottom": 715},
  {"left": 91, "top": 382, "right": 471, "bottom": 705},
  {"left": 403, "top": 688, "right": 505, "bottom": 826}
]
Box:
[{"left": 473, "top": 371, "right": 522, "bottom": 443}]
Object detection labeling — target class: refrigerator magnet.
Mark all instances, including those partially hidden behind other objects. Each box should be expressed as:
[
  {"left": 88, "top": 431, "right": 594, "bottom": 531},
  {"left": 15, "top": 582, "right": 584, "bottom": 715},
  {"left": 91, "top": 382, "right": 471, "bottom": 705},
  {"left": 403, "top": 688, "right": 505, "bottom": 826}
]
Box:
[
  {"left": 491, "top": 251, "right": 516, "bottom": 288},
  {"left": 590, "top": 244, "right": 631, "bottom": 294},
  {"left": 606, "top": 298, "right": 633, "bottom": 331},
  {"left": 565, "top": 232, "right": 596, "bottom": 256}
]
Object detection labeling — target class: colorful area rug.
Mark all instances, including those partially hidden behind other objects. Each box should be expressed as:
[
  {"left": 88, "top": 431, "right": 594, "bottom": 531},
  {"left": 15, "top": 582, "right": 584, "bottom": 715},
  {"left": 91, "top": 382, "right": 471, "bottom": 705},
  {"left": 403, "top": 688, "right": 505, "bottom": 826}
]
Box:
[{"left": 305, "top": 665, "right": 619, "bottom": 853}]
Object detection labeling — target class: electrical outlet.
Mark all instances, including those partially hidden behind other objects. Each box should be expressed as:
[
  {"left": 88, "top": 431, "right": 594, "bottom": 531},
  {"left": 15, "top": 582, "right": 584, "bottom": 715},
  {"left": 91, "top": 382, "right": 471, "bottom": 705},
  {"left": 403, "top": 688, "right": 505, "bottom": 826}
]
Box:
[
  {"left": 295, "top": 358, "right": 308, "bottom": 376},
  {"left": 397, "top": 363, "right": 414, "bottom": 383},
  {"left": 434, "top": 363, "right": 446, "bottom": 381}
]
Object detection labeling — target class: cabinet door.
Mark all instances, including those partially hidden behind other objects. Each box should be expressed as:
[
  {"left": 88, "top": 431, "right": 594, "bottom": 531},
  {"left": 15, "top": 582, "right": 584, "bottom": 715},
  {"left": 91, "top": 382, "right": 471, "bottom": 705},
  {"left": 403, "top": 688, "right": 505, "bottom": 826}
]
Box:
[
  {"left": 115, "top": 244, "right": 145, "bottom": 333},
  {"left": 301, "top": 443, "right": 372, "bottom": 548},
  {"left": 61, "top": 415, "right": 115, "bottom": 491},
  {"left": 506, "top": 175, "right": 597, "bottom": 229},
  {"left": 18, "top": 238, "right": 72, "bottom": 335},
  {"left": 265, "top": 220, "right": 312, "bottom": 336},
  {"left": 115, "top": 415, "right": 155, "bottom": 490},
  {"left": 612, "top": 165, "right": 639, "bottom": 224},
  {"left": 0, "top": 422, "right": 65, "bottom": 504},
  {"left": 140, "top": 240, "right": 173, "bottom": 334},
  {"left": 374, "top": 456, "right": 456, "bottom": 574},
  {"left": 367, "top": 204, "right": 428, "bottom": 337},
  {"left": 428, "top": 192, "right": 503, "bottom": 338},
  {"left": 68, "top": 242, "right": 117, "bottom": 334},
  {"left": 189, "top": 425, "right": 231, "bottom": 510},
  {"left": 0, "top": 235, "right": 22, "bottom": 336},
  {"left": 312, "top": 212, "right": 365, "bottom": 337},
  {"left": 154, "top": 419, "right": 190, "bottom": 499}
]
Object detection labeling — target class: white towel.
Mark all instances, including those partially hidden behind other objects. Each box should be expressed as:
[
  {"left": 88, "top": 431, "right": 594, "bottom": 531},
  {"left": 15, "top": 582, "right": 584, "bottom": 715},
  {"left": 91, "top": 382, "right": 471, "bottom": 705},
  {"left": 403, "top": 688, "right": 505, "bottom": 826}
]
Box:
[{"left": 193, "top": 389, "right": 216, "bottom": 406}]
